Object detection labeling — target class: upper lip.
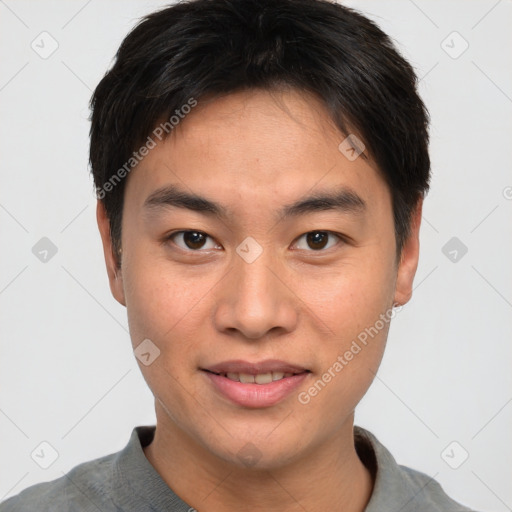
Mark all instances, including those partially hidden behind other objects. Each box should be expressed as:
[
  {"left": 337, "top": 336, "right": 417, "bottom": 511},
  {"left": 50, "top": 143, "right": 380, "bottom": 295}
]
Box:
[{"left": 202, "top": 359, "right": 310, "bottom": 375}]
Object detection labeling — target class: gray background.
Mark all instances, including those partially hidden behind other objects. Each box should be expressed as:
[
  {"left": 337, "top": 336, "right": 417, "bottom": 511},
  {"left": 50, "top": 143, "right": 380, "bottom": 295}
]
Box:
[{"left": 0, "top": 1, "right": 511, "bottom": 510}]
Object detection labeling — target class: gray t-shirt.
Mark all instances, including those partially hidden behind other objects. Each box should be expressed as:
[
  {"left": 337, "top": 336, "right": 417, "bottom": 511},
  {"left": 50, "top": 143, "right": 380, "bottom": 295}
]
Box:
[{"left": 0, "top": 425, "right": 477, "bottom": 511}]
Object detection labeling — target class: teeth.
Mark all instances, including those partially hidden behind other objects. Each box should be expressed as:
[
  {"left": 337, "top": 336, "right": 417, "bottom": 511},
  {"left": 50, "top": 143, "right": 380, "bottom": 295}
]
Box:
[
  {"left": 223, "top": 371, "right": 296, "bottom": 384},
  {"left": 254, "top": 373, "right": 273, "bottom": 384}
]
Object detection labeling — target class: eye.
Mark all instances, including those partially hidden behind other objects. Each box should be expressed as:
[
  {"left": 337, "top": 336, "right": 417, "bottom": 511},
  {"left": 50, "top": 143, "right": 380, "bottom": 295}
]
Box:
[
  {"left": 167, "top": 231, "right": 220, "bottom": 251},
  {"left": 293, "top": 231, "right": 343, "bottom": 251}
]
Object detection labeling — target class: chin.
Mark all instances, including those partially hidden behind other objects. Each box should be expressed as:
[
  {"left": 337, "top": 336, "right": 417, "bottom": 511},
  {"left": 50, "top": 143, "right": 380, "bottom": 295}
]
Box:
[{"left": 205, "top": 430, "right": 307, "bottom": 471}]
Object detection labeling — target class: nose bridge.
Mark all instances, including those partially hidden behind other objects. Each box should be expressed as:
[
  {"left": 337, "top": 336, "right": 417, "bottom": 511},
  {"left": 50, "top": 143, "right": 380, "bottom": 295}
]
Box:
[
  {"left": 236, "top": 242, "right": 275, "bottom": 302},
  {"left": 213, "top": 239, "right": 298, "bottom": 339}
]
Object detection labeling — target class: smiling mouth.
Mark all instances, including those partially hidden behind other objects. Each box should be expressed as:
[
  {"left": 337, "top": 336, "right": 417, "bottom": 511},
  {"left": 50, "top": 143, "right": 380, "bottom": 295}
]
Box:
[
  {"left": 202, "top": 369, "right": 309, "bottom": 384},
  {"left": 201, "top": 361, "right": 311, "bottom": 407}
]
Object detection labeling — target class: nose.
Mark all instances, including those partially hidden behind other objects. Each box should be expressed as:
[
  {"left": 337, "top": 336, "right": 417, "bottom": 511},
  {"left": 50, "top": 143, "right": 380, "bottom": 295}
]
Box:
[{"left": 213, "top": 245, "right": 299, "bottom": 341}]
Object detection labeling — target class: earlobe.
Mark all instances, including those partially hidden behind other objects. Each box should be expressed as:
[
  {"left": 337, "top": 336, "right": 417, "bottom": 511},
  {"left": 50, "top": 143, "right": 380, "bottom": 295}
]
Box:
[
  {"left": 96, "top": 200, "right": 126, "bottom": 306},
  {"left": 393, "top": 198, "right": 423, "bottom": 307}
]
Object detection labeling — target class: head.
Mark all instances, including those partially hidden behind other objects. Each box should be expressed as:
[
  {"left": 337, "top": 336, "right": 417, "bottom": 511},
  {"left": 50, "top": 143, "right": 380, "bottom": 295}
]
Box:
[{"left": 91, "top": 0, "right": 430, "bottom": 469}]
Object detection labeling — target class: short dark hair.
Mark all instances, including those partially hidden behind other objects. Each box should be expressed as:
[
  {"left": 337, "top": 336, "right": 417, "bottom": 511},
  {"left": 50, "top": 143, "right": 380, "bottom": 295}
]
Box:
[{"left": 89, "top": 0, "right": 430, "bottom": 266}]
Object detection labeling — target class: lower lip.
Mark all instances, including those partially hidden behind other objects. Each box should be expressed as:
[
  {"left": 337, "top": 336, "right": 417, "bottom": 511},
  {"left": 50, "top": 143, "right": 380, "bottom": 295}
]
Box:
[{"left": 203, "top": 371, "right": 309, "bottom": 408}]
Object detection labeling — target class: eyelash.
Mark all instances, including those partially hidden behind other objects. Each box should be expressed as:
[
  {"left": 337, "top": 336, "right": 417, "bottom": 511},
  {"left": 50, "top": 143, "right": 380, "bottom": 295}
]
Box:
[{"left": 164, "top": 230, "right": 346, "bottom": 253}]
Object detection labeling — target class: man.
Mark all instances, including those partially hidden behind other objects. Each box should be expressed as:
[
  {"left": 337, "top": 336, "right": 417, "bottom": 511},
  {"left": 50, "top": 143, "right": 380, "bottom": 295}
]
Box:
[{"left": 0, "top": 0, "right": 478, "bottom": 510}]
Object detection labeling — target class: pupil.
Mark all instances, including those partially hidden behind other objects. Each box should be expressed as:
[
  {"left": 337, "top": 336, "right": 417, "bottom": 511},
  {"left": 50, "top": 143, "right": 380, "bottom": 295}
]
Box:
[
  {"left": 307, "top": 231, "right": 328, "bottom": 250},
  {"left": 184, "top": 231, "right": 205, "bottom": 249}
]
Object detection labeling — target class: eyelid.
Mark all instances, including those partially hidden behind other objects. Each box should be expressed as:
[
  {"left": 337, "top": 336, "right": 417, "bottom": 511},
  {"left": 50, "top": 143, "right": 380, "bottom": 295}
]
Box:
[
  {"left": 291, "top": 231, "right": 345, "bottom": 251},
  {"left": 164, "top": 229, "right": 347, "bottom": 252},
  {"left": 165, "top": 230, "right": 221, "bottom": 251}
]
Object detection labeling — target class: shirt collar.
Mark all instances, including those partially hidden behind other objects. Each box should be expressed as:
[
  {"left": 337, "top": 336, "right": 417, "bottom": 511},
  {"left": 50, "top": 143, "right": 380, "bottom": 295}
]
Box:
[{"left": 111, "top": 424, "right": 463, "bottom": 512}]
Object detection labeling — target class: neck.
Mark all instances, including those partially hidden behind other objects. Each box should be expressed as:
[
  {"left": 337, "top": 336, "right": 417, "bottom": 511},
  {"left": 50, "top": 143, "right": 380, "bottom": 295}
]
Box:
[{"left": 143, "top": 403, "right": 374, "bottom": 512}]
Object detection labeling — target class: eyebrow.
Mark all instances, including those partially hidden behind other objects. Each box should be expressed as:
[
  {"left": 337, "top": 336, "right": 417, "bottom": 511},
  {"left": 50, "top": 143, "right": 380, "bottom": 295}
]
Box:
[{"left": 143, "top": 183, "right": 366, "bottom": 221}]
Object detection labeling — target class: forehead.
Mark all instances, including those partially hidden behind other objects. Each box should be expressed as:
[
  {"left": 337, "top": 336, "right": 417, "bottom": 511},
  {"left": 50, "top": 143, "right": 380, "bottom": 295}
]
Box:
[{"left": 124, "top": 88, "right": 389, "bottom": 216}]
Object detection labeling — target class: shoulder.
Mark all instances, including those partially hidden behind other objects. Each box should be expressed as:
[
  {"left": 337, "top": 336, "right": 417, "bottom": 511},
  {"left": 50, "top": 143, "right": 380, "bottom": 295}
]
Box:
[
  {"left": 354, "top": 426, "right": 480, "bottom": 512},
  {"left": 395, "top": 463, "right": 478, "bottom": 511},
  {"left": 0, "top": 452, "right": 118, "bottom": 512}
]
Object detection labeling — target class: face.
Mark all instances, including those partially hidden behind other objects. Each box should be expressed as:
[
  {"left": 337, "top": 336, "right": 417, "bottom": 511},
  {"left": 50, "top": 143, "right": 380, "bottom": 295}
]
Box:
[{"left": 98, "top": 89, "right": 421, "bottom": 469}]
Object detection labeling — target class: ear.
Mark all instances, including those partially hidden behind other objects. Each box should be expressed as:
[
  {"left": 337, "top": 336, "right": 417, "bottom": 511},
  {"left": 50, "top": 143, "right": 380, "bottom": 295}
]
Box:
[
  {"left": 394, "top": 198, "right": 423, "bottom": 307},
  {"left": 96, "top": 200, "right": 126, "bottom": 306}
]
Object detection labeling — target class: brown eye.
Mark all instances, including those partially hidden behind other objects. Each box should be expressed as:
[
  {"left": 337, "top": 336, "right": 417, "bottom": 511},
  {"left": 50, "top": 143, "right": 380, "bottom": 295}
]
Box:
[
  {"left": 169, "top": 231, "right": 218, "bottom": 251},
  {"left": 294, "top": 231, "right": 342, "bottom": 251},
  {"left": 183, "top": 231, "right": 207, "bottom": 249},
  {"left": 307, "top": 232, "right": 329, "bottom": 250}
]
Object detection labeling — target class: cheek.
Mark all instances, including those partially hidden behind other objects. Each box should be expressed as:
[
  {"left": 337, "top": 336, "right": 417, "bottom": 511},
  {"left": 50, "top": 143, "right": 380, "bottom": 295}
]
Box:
[
  {"left": 122, "top": 248, "right": 211, "bottom": 361},
  {"left": 302, "top": 253, "right": 396, "bottom": 335},
  {"left": 297, "top": 301, "right": 392, "bottom": 429},
  {"left": 297, "top": 255, "right": 396, "bottom": 406},
  {"left": 122, "top": 255, "right": 211, "bottom": 416}
]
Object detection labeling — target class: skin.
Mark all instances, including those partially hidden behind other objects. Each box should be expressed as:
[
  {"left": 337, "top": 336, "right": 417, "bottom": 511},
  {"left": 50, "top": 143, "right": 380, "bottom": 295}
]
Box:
[{"left": 97, "top": 88, "right": 422, "bottom": 511}]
